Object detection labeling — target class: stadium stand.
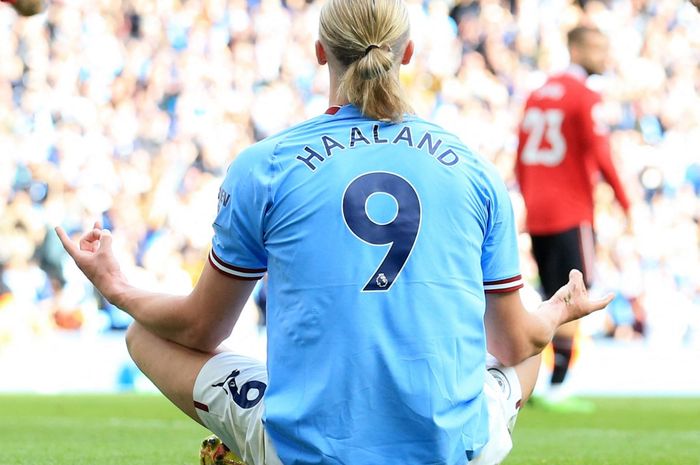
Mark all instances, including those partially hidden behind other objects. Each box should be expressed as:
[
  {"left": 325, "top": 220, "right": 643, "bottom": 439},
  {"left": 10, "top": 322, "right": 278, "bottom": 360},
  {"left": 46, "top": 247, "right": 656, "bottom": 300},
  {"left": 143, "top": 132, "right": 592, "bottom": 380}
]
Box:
[{"left": 0, "top": 0, "right": 698, "bottom": 391}]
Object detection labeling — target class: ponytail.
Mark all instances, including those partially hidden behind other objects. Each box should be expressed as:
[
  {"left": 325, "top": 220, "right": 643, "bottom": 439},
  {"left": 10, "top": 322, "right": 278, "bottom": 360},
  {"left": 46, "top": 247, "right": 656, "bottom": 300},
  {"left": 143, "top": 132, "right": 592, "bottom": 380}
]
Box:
[{"left": 319, "top": 0, "right": 413, "bottom": 122}]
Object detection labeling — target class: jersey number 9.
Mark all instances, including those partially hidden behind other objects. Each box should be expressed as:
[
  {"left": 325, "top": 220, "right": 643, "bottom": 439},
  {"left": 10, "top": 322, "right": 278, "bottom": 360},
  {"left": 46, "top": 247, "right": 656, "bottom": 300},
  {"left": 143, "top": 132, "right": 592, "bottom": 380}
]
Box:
[{"left": 342, "top": 172, "right": 421, "bottom": 292}]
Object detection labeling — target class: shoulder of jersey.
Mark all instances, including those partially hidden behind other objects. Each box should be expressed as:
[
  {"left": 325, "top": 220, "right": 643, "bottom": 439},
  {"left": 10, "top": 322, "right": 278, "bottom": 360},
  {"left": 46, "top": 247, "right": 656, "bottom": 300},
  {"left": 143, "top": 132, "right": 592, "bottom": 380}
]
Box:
[{"left": 529, "top": 74, "right": 594, "bottom": 106}]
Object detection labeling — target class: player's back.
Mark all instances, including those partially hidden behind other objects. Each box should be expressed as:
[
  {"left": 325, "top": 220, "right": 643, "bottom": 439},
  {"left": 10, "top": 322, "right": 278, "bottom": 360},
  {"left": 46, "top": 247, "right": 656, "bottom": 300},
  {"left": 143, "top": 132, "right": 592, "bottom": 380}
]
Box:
[
  {"left": 516, "top": 72, "right": 601, "bottom": 234},
  {"left": 214, "top": 104, "right": 520, "bottom": 465}
]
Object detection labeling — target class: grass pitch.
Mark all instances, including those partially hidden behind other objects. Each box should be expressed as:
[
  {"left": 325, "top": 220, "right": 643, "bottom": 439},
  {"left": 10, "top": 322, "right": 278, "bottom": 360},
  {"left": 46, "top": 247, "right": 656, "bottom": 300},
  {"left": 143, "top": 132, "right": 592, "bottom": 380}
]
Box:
[
  {"left": 507, "top": 397, "right": 700, "bottom": 465},
  {"left": 0, "top": 394, "right": 209, "bottom": 465},
  {"left": 0, "top": 394, "right": 698, "bottom": 465}
]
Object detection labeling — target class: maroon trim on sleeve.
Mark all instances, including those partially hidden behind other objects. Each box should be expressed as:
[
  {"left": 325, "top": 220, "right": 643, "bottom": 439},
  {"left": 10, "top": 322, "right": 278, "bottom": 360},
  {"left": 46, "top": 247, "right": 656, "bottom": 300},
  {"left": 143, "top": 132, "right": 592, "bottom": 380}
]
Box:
[
  {"left": 483, "top": 275, "right": 523, "bottom": 286},
  {"left": 484, "top": 283, "right": 525, "bottom": 294},
  {"left": 484, "top": 275, "right": 524, "bottom": 294},
  {"left": 210, "top": 250, "right": 266, "bottom": 274},
  {"left": 193, "top": 401, "right": 210, "bottom": 412},
  {"left": 207, "top": 250, "right": 265, "bottom": 281}
]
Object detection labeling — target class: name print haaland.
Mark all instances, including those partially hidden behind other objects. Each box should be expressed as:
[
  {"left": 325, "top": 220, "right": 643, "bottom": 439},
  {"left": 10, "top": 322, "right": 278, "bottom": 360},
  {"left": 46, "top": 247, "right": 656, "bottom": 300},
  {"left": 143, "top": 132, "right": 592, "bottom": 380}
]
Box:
[{"left": 296, "top": 125, "right": 461, "bottom": 172}]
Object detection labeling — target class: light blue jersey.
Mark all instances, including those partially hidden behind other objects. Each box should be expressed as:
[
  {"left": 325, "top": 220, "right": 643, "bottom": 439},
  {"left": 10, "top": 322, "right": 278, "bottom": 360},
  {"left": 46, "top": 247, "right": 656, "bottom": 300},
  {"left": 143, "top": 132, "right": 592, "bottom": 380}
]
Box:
[{"left": 210, "top": 105, "right": 523, "bottom": 465}]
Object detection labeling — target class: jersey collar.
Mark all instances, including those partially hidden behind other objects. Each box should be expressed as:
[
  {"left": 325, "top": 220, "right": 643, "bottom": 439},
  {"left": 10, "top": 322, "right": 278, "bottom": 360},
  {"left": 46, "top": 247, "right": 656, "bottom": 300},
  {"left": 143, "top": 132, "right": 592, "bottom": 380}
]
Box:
[
  {"left": 323, "top": 104, "right": 362, "bottom": 117},
  {"left": 323, "top": 105, "right": 412, "bottom": 122}
]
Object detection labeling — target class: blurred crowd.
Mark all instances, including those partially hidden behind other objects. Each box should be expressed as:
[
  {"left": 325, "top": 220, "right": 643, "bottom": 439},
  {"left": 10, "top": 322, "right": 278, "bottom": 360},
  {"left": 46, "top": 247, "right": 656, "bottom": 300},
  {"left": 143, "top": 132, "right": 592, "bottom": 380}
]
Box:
[{"left": 0, "top": 0, "right": 698, "bottom": 351}]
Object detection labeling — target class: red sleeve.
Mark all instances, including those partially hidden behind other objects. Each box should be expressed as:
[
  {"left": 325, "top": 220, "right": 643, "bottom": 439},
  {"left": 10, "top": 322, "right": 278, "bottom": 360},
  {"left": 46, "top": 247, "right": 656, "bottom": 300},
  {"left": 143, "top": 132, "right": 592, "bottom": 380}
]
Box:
[
  {"left": 1, "top": 0, "right": 18, "bottom": 4},
  {"left": 580, "top": 91, "right": 630, "bottom": 212}
]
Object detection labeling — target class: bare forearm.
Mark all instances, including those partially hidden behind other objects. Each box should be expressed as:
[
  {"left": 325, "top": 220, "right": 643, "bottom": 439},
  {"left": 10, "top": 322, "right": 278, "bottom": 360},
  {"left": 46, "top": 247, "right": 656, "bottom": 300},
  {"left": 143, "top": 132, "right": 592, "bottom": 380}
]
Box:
[
  {"left": 55, "top": 226, "right": 250, "bottom": 353},
  {"left": 487, "top": 302, "right": 562, "bottom": 366},
  {"left": 522, "top": 299, "right": 566, "bottom": 354},
  {"left": 486, "top": 271, "right": 611, "bottom": 366},
  {"left": 110, "top": 284, "right": 212, "bottom": 351}
]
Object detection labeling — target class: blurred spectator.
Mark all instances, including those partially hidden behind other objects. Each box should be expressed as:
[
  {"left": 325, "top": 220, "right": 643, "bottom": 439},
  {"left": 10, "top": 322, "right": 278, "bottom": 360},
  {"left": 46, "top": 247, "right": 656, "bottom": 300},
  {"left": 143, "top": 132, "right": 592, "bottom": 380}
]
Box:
[{"left": 0, "top": 0, "right": 697, "bottom": 350}]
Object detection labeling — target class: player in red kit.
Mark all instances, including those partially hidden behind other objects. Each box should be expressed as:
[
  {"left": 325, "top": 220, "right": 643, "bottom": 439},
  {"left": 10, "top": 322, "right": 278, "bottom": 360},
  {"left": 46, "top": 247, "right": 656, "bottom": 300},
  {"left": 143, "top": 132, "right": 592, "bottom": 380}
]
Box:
[{"left": 515, "top": 26, "right": 630, "bottom": 409}]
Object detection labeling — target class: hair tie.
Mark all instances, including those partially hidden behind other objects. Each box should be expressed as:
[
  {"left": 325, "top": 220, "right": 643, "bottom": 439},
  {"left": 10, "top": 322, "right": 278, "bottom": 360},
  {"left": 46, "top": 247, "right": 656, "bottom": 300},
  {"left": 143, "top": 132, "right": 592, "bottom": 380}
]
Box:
[{"left": 364, "top": 44, "right": 380, "bottom": 56}]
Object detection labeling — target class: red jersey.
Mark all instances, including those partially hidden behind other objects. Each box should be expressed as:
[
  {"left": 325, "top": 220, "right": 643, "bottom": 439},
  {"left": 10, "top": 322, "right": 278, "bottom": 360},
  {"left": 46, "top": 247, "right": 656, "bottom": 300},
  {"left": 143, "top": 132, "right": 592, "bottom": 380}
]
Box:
[{"left": 515, "top": 67, "right": 630, "bottom": 235}]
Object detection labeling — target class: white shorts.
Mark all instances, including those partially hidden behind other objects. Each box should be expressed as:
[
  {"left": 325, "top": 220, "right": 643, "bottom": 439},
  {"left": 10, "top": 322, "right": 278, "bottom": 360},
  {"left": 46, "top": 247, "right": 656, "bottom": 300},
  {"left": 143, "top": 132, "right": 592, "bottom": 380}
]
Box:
[
  {"left": 193, "top": 353, "right": 522, "bottom": 465},
  {"left": 470, "top": 362, "right": 523, "bottom": 465},
  {"left": 193, "top": 353, "right": 282, "bottom": 465}
]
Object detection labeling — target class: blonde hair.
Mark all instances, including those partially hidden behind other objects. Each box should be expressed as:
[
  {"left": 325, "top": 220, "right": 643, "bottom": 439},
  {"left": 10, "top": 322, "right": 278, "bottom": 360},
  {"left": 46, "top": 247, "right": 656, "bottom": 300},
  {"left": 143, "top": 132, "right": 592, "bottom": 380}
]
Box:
[{"left": 319, "top": 0, "right": 413, "bottom": 122}]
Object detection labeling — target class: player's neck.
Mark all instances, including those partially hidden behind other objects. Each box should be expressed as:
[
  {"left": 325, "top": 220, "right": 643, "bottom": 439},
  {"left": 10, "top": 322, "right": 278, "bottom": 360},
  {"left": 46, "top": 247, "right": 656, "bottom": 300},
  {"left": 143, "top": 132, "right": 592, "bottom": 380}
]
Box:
[
  {"left": 329, "top": 95, "right": 350, "bottom": 106},
  {"left": 328, "top": 87, "right": 349, "bottom": 106},
  {"left": 328, "top": 69, "right": 350, "bottom": 107}
]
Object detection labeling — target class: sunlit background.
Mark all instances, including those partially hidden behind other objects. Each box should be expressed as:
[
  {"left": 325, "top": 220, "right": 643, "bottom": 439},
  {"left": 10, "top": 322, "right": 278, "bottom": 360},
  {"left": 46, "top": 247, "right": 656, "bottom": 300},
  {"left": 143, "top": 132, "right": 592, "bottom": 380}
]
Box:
[{"left": 0, "top": 0, "right": 698, "bottom": 395}]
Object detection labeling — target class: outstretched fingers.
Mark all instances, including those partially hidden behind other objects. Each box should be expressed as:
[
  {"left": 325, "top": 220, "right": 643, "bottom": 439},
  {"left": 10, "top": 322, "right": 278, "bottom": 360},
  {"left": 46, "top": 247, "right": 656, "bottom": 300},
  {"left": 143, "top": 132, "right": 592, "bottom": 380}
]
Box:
[
  {"left": 55, "top": 226, "right": 81, "bottom": 259},
  {"left": 554, "top": 269, "right": 614, "bottom": 323},
  {"left": 588, "top": 292, "right": 614, "bottom": 312},
  {"left": 567, "top": 269, "right": 585, "bottom": 290},
  {"left": 567, "top": 268, "right": 614, "bottom": 315}
]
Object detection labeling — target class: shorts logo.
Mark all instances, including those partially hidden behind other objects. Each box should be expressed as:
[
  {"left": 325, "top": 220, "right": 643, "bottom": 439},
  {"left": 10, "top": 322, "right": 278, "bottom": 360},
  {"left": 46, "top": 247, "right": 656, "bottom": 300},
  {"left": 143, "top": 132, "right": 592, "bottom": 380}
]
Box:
[
  {"left": 212, "top": 369, "right": 267, "bottom": 409},
  {"left": 488, "top": 368, "right": 512, "bottom": 399}
]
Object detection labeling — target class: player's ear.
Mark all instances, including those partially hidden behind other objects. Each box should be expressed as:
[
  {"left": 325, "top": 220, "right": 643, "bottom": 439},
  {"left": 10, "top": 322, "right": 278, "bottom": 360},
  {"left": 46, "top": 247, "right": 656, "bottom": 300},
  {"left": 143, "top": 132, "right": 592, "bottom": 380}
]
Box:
[
  {"left": 316, "top": 40, "right": 328, "bottom": 66},
  {"left": 401, "top": 40, "right": 414, "bottom": 65}
]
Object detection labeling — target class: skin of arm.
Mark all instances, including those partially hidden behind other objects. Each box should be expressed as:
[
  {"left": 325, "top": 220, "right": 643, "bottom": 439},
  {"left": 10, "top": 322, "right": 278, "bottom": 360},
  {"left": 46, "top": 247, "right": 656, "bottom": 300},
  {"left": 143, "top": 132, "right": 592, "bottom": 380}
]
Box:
[
  {"left": 485, "top": 269, "right": 613, "bottom": 366},
  {"left": 55, "top": 223, "right": 256, "bottom": 353},
  {"left": 57, "top": 226, "right": 610, "bottom": 363}
]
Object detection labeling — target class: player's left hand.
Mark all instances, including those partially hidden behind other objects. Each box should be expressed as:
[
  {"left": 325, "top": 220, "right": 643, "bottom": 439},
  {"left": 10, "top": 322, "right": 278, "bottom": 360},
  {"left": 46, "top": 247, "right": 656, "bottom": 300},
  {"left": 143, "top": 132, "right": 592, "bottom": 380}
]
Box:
[
  {"left": 550, "top": 269, "right": 614, "bottom": 326},
  {"left": 55, "top": 222, "right": 128, "bottom": 303}
]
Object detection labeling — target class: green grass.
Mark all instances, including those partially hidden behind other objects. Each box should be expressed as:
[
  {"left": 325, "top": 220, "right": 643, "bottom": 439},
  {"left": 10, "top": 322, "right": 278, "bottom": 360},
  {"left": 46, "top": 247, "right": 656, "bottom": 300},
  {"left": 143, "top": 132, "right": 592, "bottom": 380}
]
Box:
[
  {"left": 0, "top": 394, "right": 208, "bottom": 465},
  {"left": 1, "top": 395, "right": 699, "bottom": 465},
  {"left": 505, "top": 398, "right": 700, "bottom": 465}
]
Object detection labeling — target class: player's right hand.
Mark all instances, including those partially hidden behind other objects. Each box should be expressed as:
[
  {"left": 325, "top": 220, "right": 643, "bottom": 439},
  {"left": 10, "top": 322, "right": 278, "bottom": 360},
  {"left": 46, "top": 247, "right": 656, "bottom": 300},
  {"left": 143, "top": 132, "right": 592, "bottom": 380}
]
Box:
[
  {"left": 550, "top": 269, "right": 614, "bottom": 326},
  {"left": 55, "top": 222, "right": 128, "bottom": 305}
]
